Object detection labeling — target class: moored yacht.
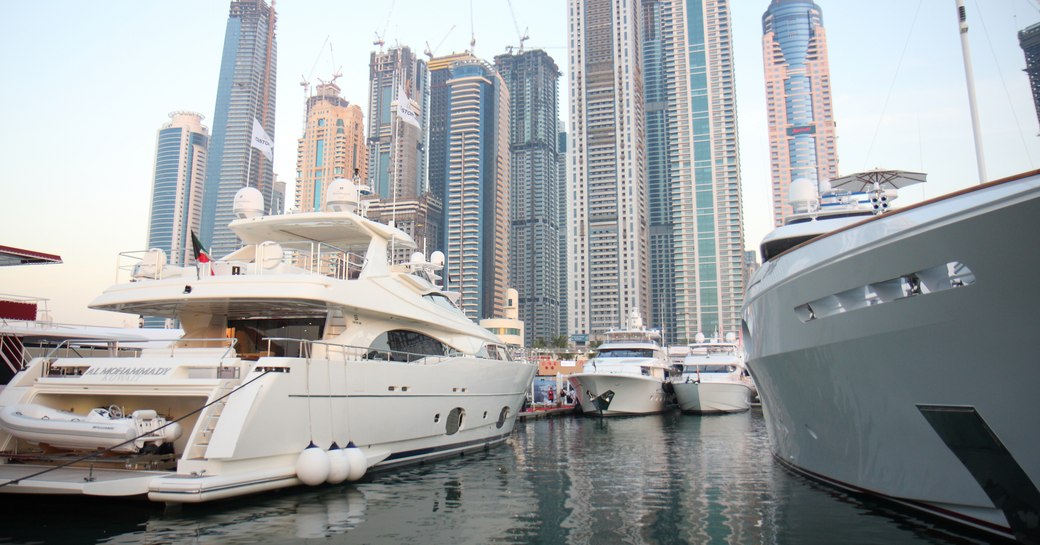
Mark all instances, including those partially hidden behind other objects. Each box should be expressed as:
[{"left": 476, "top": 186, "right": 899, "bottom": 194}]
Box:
[
  {"left": 0, "top": 181, "right": 535, "bottom": 503},
  {"left": 569, "top": 310, "right": 677, "bottom": 416},
  {"left": 672, "top": 333, "right": 753, "bottom": 414},
  {"left": 743, "top": 169, "right": 1040, "bottom": 541}
]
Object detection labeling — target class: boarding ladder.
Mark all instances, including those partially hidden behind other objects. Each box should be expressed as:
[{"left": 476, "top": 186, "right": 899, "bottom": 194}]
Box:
[
  {"left": 0, "top": 333, "right": 26, "bottom": 384},
  {"left": 185, "top": 382, "right": 236, "bottom": 460}
]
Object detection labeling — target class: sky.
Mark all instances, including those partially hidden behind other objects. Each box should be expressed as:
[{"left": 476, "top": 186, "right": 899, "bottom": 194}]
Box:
[{"left": 1, "top": 0, "right": 1038, "bottom": 326}]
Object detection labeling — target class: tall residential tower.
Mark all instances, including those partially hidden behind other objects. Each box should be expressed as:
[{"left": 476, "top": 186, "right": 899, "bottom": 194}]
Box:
[
  {"left": 143, "top": 111, "right": 209, "bottom": 328},
  {"left": 762, "top": 0, "right": 838, "bottom": 225},
  {"left": 566, "top": 0, "right": 650, "bottom": 337},
  {"left": 428, "top": 55, "right": 511, "bottom": 321},
  {"left": 201, "top": 0, "right": 277, "bottom": 257},
  {"left": 295, "top": 81, "right": 367, "bottom": 212},
  {"left": 644, "top": 0, "right": 745, "bottom": 342},
  {"left": 146, "top": 112, "right": 209, "bottom": 268},
  {"left": 494, "top": 49, "right": 562, "bottom": 346}
]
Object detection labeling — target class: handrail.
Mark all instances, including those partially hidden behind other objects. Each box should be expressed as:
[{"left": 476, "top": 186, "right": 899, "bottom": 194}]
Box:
[
  {"left": 43, "top": 337, "right": 236, "bottom": 361},
  {"left": 262, "top": 337, "right": 463, "bottom": 365}
]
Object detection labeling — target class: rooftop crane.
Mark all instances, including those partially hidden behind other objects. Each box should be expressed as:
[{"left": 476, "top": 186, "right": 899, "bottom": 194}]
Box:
[
  {"left": 505, "top": 0, "right": 529, "bottom": 53},
  {"left": 373, "top": 0, "right": 396, "bottom": 50},
  {"left": 424, "top": 25, "right": 456, "bottom": 59}
]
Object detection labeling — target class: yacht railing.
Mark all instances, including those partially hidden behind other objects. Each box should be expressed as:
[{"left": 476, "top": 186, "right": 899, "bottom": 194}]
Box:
[
  {"left": 261, "top": 337, "right": 463, "bottom": 365},
  {"left": 116, "top": 242, "right": 366, "bottom": 282}
]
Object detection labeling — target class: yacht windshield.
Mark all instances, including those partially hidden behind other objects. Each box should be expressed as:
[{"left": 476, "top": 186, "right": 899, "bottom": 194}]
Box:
[
  {"left": 687, "top": 364, "right": 737, "bottom": 373},
  {"left": 595, "top": 348, "right": 656, "bottom": 359}
]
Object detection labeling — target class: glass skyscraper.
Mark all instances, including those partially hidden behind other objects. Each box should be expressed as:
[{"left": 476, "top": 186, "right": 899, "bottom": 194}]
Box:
[
  {"left": 201, "top": 0, "right": 277, "bottom": 257},
  {"left": 762, "top": 0, "right": 838, "bottom": 225},
  {"left": 147, "top": 112, "right": 209, "bottom": 267},
  {"left": 429, "top": 55, "right": 511, "bottom": 321},
  {"left": 144, "top": 111, "right": 209, "bottom": 328},
  {"left": 494, "top": 49, "right": 563, "bottom": 346},
  {"left": 644, "top": 0, "right": 745, "bottom": 342}
]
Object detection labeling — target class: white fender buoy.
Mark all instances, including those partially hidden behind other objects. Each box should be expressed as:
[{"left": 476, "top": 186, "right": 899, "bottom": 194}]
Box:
[
  {"left": 296, "top": 441, "right": 330, "bottom": 486},
  {"left": 344, "top": 441, "right": 367, "bottom": 482},
  {"left": 326, "top": 442, "right": 349, "bottom": 485}
]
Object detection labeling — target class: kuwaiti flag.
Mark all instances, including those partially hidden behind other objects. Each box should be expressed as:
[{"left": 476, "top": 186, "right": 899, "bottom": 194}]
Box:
[
  {"left": 397, "top": 85, "right": 421, "bottom": 129},
  {"left": 191, "top": 231, "right": 214, "bottom": 276},
  {"left": 251, "top": 118, "right": 274, "bottom": 161}
]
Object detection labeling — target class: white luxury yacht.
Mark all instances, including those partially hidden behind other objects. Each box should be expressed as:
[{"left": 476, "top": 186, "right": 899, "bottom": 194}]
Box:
[
  {"left": 569, "top": 310, "right": 677, "bottom": 416},
  {"left": 743, "top": 169, "right": 1040, "bottom": 541},
  {"left": 0, "top": 181, "right": 535, "bottom": 503},
  {"left": 672, "top": 333, "right": 753, "bottom": 414}
]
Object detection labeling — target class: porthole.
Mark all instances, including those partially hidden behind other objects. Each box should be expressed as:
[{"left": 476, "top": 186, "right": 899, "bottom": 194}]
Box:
[
  {"left": 496, "top": 406, "right": 510, "bottom": 429},
  {"left": 482, "top": 411, "right": 488, "bottom": 419},
  {"left": 434, "top": 413, "right": 440, "bottom": 423},
  {"left": 445, "top": 407, "right": 465, "bottom": 435}
]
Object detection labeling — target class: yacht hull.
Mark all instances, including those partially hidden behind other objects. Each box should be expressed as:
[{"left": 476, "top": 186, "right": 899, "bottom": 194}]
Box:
[
  {"left": 672, "top": 381, "right": 751, "bottom": 414},
  {"left": 743, "top": 173, "right": 1040, "bottom": 541},
  {"left": 570, "top": 373, "right": 672, "bottom": 416},
  {"left": 0, "top": 354, "right": 535, "bottom": 502}
]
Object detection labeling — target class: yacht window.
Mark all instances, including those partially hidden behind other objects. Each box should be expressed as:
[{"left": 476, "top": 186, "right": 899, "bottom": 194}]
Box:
[
  {"left": 760, "top": 234, "right": 819, "bottom": 262},
  {"left": 423, "top": 293, "right": 465, "bottom": 315},
  {"left": 595, "top": 348, "right": 656, "bottom": 359},
  {"left": 367, "top": 329, "right": 458, "bottom": 362},
  {"left": 228, "top": 317, "right": 325, "bottom": 359},
  {"left": 688, "top": 364, "right": 736, "bottom": 373}
]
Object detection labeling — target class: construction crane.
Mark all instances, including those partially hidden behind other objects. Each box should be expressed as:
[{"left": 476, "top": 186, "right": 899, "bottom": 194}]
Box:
[
  {"left": 505, "top": 0, "right": 529, "bottom": 53},
  {"left": 373, "top": 0, "right": 396, "bottom": 50},
  {"left": 424, "top": 25, "right": 456, "bottom": 59}
]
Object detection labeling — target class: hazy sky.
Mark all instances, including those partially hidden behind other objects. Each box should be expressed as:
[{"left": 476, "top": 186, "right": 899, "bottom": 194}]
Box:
[{"left": 1, "top": 0, "right": 1038, "bottom": 326}]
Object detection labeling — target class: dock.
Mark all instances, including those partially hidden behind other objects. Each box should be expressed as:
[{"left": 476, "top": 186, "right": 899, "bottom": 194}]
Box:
[{"left": 518, "top": 405, "right": 576, "bottom": 421}]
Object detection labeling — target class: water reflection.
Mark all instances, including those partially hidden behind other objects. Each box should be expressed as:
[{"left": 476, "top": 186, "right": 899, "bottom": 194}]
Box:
[{"left": 0, "top": 410, "right": 993, "bottom": 544}]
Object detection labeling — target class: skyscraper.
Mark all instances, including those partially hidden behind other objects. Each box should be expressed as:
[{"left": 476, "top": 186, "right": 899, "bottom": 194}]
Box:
[
  {"left": 367, "top": 46, "right": 429, "bottom": 200},
  {"left": 645, "top": 0, "right": 746, "bottom": 342},
  {"left": 201, "top": 0, "right": 277, "bottom": 257},
  {"left": 144, "top": 111, "right": 209, "bottom": 328},
  {"left": 365, "top": 46, "right": 438, "bottom": 257},
  {"left": 566, "top": 0, "right": 650, "bottom": 337},
  {"left": 429, "top": 55, "right": 511, "bottom": 321},
  {"left": 494, "top": 49, "right": 562, "bottom": 347},
  {"left": 762, "top": 0, "right": 838, "bottom": 225},
  {"left": 1019, "top": 21, "right": 1040, "bottom": 133},
  {"left": 146, "top": 112, "right": 209, "bottom": 267},
  {"left": 295, "top": 80, "right": 367, "bottom": 212}
]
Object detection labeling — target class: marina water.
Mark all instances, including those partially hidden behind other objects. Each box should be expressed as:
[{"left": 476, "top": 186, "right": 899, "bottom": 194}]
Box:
[{"left": 1, "top": 410, "right": 990, "bottom": 544}]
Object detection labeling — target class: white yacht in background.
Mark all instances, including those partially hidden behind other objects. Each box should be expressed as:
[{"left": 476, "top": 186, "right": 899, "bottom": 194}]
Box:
[
  {"left": 0, "top": 181, "right": 535, "bottom": 503},
  {"left": 672, "top": 333, "right": 753, "bottom": 414},
  {"left": 569, "top": 310, "right": 677, "bottom": 416},
  {"left": 743, "top": 169, "right": 1040, "bottom": 541}
]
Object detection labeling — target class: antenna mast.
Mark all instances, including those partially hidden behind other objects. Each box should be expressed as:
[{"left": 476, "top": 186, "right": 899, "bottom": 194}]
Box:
[{"left": 956, "top": 0, "right": 988, "bottom": 184}]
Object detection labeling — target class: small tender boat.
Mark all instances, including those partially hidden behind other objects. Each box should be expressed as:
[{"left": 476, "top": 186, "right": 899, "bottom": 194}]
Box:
[
  {"left": 0, "top": 404, "right": 182, "bottom": 453},
  {"left": 672, "top": 334, "right": 752, "bottom": 414}
]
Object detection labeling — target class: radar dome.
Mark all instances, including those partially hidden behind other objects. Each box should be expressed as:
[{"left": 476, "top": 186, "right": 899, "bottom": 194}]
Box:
[
  {"left": 694, "top": 332, "right": 706, "bottom": 344},
  {"left": 430, "top": 251, "right": 445, "bottom": 267},
  {"left": 325, "top": 178, "right": 360, "bottom": 212},
  {"left": 788, "top": 178, "right": 819, "bottom": 213},
  {"left": 724, "top": 332, "right": 737, "bottom": 343},
  {"left": 234, "top": 187, "right": 265, "bottom": 219}
]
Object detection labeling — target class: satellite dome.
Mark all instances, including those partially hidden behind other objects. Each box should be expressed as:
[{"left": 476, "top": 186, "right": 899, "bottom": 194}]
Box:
[
  {"left": 325, "top": 178, "right": 360, "bottom": 212},
  {"left": 788, "top": 178, "right": 819, "bottom": 213},
  {"left": 234, "top": 187, "right": 265, "bottom": 219}
]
